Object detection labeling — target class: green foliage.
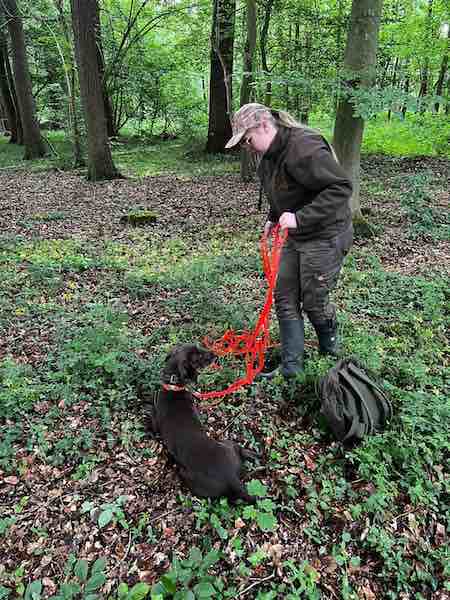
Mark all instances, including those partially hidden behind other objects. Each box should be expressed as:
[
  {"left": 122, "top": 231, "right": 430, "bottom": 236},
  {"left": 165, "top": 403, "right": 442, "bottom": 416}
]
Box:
[
  {"left": 0, "top": 134, "right": 238, "bottom": 177},
  {"left": 0, "top": 125, "right": 448, "bottom": 600},
  {"left": 53, "top": 304, "right": 149, "bottom": 394},
  {"left": 81, "top": 496, "right": 130, "bottom": 530},
  {"left": 391, "top": 170, "right": 450, "bottom": 240},
  {"left": 150, "top": 547, "right": 222, "bottom": 599},
  {"left": 362, "top": 113, "right": 450, "bottom": 158},
  {"left": 17, "top": 557, "right": 108, "bottom": 600},
  {"left": 242, "top": 481, "right": 278, "bottom": 532},
  {"left": 283, "top": 560, "right": 320, "bottom": 599},
  {"left": 0, "top": 359, "right": 44, "bottom": 420}
]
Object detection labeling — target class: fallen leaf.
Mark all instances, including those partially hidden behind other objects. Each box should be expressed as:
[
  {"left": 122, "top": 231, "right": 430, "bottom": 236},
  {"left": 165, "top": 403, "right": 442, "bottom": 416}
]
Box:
[{"left": 4, "top": 476, "right": 19, "bottom": 485}]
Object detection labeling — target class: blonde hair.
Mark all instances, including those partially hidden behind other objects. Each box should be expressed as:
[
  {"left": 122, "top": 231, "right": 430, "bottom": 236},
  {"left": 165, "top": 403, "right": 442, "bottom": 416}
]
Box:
[{"left": 268, "top": 107, "right": 339, "bottom": 163}]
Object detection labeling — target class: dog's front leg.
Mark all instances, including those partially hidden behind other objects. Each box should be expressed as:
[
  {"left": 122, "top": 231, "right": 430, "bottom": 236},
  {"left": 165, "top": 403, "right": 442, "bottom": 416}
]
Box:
[
  {"left": 236, "top": 444, "right": 260, "bottom": 461},
  {"left": 143, "top": 393, "right": 160, "bottom": 437}
]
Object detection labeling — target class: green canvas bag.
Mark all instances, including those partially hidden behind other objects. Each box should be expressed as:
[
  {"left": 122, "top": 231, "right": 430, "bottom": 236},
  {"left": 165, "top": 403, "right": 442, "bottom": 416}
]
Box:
[{"left": 318, "top": 358, "right": 392, "bottom": 442}]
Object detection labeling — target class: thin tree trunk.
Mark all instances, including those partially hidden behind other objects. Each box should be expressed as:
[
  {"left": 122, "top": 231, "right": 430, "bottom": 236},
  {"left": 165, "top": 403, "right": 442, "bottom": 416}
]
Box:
[
  {"left": 418, "top": 0, "right": 434, "bottom": 112},
  {"left": 260, "top": 0, "right": 274, "bottom": 107},
  {"left": 401, "top": 61, "right": 410, "bottom": 119},
  {"left": 2, "top": 0, "right": 46, "bottom": 158},
  {"left": 284, "top": 23, "right": 292, "bottom": 111},
  {"left": 2, "top": 26, "right": 22, "bottom": 142},
  {"left": 53, "top": 0, "right": 84, "bottom": 167},
  {"left": 418, "top": 59, "right": 430, "bottom": 107},
  {"left": 387, "top": 56, "right": 399, "bottom": 121},
  {"left": 333, "top": 0, "right": 383, "bottom": 217},
  {"left": 240, "top": 0, "right": 257, "bottom": 181},
  {"left": 240, "top": 0, "right": 256, "bottom": 108},
  {"left": 379, "top": 57, "right": 391, "bottom": 88},
  {"left": 333, "top": 0, "right": 344, "bottom": 111},
  {"left": 446, "top": 76, "right": 450, "bottom": 115},
  {"left": 93, "top": 0, "right": 115, "bottom": 137},
  {"left": 206, "top": 0, "right": 236, "bottom": 153},
  {"left": 434, "top": 27, "right": 449, "bottom": 113},
  {"left": 300, "top": 29, "right": 312, "bottom": 123},
  {"left": 294, "top": 21, "right": 300, "bottom": 115},
  {"left": 0, "top": 30, "right": 19, "bottom": 143},
  {"left": 71, "top": 0, "right": 120, "bottom": 180}
]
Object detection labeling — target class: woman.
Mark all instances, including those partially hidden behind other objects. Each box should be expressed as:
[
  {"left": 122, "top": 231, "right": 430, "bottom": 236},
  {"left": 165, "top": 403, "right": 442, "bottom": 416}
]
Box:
[{"left": 225, "top": 103, "right": 353, "bottom": 378}]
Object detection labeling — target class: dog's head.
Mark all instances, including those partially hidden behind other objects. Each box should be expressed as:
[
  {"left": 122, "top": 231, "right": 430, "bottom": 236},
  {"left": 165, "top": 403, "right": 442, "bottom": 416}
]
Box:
[{"left": 162, "top": 344, "right": 216, "bottom": 385}]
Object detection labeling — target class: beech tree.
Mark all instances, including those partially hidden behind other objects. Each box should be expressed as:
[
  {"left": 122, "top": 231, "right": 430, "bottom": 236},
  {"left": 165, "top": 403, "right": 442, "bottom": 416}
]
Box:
[
  {"left": 240, "top": 0, "right": 257, "bottom": 181},
  {"left": 1, "top": 0, "right": 46, "bottom": 158},
  {"left": 71, "top": 0, "right": 120, "bottom": 181},
  {"left": 260, "top": 0, "right": 275, "bottom": 107},
  {"left": 92, "top": 1, "right": 115, "bottom": 137},
  {"left": 333, "top": 0, "right": 383, "bottom": 216},
  {"left": 206, "top": 0, "right": 236, "bottom": 153},
  {"left": 53, "top": 0, "right": 84, "bottom": 168},
  {"left": 0, "top": 30, "right": 21, "bottom": 143},
  {"left": 434, "top": 25, "right": 449, "bottom": 112}
]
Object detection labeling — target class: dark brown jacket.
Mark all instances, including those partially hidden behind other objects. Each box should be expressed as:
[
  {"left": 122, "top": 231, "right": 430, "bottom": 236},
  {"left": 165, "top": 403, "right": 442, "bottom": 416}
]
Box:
[{"left": 257, "top": 126, "right": 352, "bottom": 241}]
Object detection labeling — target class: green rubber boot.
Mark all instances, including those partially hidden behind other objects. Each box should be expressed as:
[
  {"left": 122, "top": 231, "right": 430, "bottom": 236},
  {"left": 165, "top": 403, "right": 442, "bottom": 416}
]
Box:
[
  {"left": 259, "top": 319, "right": 304, "bottom": 379},
  {"left": 312, "top": 318, "right": 339, "bottom": 357}
]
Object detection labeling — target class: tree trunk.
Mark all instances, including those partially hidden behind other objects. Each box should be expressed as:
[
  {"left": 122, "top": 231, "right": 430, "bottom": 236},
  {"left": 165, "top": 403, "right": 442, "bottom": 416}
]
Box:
[
  {"left": 284, "top": 23, "right": 292, "bottom": 111},
  {"left": 300, "top": 29, "right": 312, "bottom": 124},
  {"left": 294, "top": 21, "right": 300, "bottom": 115},
  {"left": 240, "top": 0, "right": 257, "bottom": 181},
  {"left": 53, "top": 0, "right": 84, "bottom": 168},
  {"left": 206, "top": 0, "right": 236, "bottom": 153},
  {"left": 418, "top": 59, "right": 430, "bottom": 108},
  {"left": 2, "top": 26, "right": 22, "bottom": 143},
  {"left": 434, "top": 27, "right": 449, "bottom": 113},
  {"left": 2, "top": 0, "right": 46, "bottom": 158},
  {"left": 260, "top": 0, "right": 274, "bottom": 107},
  {"left": 333, "top": 0, "right": 344, "bottom": 111},
  {"left": 0, "top": 30, "right": 20, "bottom": 143},
  {"left": 71, "top": 0, "right": 120, "bottom": 180},
  {"left": 333, "top": 0, "right": 383, "bottom": 217},
  {"left": 93, "top": 0, "right": 116, "bottom": 137},
  {"left": 401, "top": 62, "right": 410, "bottom": 119},
  {"left": 387, "top": 56, "right": 399, "bottom": 121},
  {"left": 446, "top": 76, "right": 450, "bottom": 115},
  {"left": 418, "top": 0, "right": 434, "bottom": 112}
]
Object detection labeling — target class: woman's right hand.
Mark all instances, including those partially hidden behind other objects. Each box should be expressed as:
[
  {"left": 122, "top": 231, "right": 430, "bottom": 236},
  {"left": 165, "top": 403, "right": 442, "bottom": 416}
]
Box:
[{"left": 264, "top": 220, "right": 274, "bottom": 237}]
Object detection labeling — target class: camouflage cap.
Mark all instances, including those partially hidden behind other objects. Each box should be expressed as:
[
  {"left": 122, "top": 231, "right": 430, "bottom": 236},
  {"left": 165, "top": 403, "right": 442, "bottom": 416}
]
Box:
[{"left": 225, "top": 103, "right": 272, "bottom": 149}]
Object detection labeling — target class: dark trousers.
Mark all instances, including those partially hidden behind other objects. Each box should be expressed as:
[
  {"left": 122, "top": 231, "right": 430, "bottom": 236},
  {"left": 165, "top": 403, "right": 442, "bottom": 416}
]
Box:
[{"left": 274, "top": 226, "right": 353, "bottom": 324}]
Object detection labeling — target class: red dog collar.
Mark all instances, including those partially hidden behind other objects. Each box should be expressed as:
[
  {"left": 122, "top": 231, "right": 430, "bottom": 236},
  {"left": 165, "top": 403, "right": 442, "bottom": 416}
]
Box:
[
  {"left": 161, "top": 383, "right": 201, "bottom": 398},
  {"left": 162, "top": 383, "right": 186, "bottom": 392}
]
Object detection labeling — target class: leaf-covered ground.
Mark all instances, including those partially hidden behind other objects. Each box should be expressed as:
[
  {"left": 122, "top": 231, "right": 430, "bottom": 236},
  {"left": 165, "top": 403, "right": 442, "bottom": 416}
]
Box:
[{"left": 0, "top": 155, "right": 449, "bottom": 600}]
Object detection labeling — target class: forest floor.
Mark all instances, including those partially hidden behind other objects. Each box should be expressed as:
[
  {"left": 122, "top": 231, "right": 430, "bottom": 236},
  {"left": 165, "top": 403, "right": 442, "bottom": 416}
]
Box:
[{"left": 0, "top": 154, "right": 449, "bottom": 600}]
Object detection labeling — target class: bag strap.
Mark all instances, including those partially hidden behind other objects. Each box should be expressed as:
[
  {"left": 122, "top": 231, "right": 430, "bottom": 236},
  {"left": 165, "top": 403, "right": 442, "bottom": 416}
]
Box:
[
  {"left": 340, "top": 368, "right": 375, "bottom": 435},
  {"left": 340, "top": 387, "right": 368, "bottom": 441},
  {"left": 347, "top": 362, "right": 393, "bottom": 424}
]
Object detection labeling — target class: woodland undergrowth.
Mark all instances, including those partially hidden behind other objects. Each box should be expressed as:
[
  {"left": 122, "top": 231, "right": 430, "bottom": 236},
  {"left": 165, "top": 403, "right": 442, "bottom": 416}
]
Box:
[{"left": 0, "top": 142, "right": 449, "bottom": 600}]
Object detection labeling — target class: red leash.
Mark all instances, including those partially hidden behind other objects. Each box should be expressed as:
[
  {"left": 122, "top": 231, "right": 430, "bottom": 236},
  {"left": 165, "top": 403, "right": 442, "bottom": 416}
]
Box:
[{"left": 197, "top": 225, "right": 288, "bottom": 402}]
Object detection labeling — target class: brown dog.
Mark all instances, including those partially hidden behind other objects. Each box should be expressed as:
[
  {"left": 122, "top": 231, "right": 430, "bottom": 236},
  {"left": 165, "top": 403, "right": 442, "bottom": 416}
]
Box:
[{"left": 149, "top": 344, "right": 257, "bottom": 503}]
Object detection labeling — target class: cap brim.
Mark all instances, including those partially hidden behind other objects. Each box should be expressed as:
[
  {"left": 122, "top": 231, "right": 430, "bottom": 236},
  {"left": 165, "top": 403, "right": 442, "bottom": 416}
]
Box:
[{"left": 225, "top": 130, "right": 245, "bottom": 149}]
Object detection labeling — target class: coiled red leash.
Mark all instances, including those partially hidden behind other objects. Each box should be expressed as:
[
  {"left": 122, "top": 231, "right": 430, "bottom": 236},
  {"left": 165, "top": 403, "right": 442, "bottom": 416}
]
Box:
[{"left": 197, "top": 225, "right": 288, "bottom": 403}]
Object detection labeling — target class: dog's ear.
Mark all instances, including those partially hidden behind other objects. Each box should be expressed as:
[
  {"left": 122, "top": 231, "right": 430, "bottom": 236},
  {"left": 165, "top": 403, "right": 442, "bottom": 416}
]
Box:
[
  {"left": 162, "top": 347, "right": 187, "bottom": 384},
  {"left": 187, "top": 347, "right": 200, "bottom": 368}
]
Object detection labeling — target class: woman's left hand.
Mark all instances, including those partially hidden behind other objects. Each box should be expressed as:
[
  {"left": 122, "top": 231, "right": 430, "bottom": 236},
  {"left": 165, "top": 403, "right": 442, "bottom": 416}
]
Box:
[{"left": 279, "top": 212, "right": 298, "bottom": 230}]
